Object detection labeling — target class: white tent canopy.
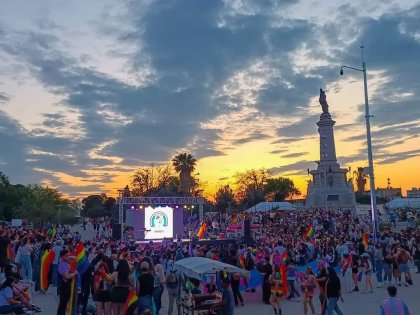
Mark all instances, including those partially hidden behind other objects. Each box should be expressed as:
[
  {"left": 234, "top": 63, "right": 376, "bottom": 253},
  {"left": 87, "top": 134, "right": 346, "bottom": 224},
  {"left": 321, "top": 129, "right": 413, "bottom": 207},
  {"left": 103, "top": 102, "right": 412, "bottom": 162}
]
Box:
[
  {"left": 386, "top": 198, "right": 420, "bottom": 210},
  {"left": 173, "top": 257, "right": 249, "bottom": 280},
  {"left": 245, "top": 201, "right": 299, "bottom": 213}
]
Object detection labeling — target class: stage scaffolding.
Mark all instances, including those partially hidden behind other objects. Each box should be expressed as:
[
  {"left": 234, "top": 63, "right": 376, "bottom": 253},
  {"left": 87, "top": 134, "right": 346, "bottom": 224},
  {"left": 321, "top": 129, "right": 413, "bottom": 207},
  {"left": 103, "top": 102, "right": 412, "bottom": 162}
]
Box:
[{"left": 117, "top": 189, "right": 204, "bottom": 239}]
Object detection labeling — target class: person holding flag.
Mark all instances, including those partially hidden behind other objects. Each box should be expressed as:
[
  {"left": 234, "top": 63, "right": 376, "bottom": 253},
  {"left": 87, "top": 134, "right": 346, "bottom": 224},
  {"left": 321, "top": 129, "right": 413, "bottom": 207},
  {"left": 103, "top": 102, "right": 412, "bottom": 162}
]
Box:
[{"left": 56, "top": 249, "right": 77, "bottom": 315}]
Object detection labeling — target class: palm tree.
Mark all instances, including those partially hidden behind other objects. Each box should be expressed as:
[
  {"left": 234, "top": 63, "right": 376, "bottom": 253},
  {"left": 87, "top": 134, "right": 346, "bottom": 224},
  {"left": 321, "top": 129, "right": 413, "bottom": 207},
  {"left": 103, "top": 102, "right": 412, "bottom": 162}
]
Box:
[
  {"left": 354, "top": 167, "right": 368, "bottom": 194},
  {"left": 172, "top": 152, "right": 197, "bottom": 196}
]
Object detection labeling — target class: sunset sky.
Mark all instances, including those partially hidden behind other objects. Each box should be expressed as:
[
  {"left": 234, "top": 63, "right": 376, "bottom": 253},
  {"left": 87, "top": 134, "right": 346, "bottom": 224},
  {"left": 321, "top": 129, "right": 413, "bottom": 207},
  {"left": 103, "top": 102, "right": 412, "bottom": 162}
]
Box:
[{"left": 0, "top": 0, "right": 419, "bottom": 200}]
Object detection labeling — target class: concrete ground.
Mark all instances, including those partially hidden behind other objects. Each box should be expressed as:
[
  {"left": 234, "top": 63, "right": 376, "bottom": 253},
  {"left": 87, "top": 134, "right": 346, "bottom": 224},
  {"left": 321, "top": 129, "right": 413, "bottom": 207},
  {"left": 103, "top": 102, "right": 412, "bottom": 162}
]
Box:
[{"left": 30, "top": 224, "right": 419, "bottom": 314}]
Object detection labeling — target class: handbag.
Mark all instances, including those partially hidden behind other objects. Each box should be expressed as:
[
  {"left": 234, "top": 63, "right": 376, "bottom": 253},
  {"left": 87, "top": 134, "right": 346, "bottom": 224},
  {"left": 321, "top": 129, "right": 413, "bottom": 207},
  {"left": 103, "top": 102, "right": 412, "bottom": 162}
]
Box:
[{"left": 14, "top": 247, "right": 21, "bottom": 264}]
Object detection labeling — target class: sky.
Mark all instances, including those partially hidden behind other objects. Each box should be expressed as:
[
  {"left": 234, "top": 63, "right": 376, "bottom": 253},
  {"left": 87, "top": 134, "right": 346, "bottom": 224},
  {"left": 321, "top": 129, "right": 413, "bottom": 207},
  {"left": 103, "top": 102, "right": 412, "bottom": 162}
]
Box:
[{"left": 0, "top": 0, "right": 419, "bottom": 199}]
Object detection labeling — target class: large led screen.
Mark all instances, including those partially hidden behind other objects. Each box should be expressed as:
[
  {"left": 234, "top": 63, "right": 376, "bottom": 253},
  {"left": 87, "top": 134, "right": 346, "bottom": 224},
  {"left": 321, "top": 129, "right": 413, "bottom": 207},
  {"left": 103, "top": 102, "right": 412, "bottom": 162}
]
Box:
[{"left": 144, "top": 206, "right": 174, "bottom": 240}]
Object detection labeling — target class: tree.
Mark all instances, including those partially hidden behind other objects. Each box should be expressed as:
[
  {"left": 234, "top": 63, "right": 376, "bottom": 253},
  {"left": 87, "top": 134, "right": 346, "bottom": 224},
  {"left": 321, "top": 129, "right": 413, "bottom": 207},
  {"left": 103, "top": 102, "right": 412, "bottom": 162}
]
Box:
[
  {"left": 0, "top": 171, "right": 76, "bottom": 224},
  {"left": 264, "top": 177, "right": 301, "bottom": 201},
  {"left": 234, "top": 168, "right": 269, "bottom": 209},
  {"left": 172, "top": 152, "right": 197, "bottom": 196},
  {"left": 214, "top": 185, "right": 236, "bottom": 213},
  {"left": 132, "top": 164, "right": 180, "bottom": 196},
  {"left": 15, "top": 185, "right": 76, "bottom": 224},
  {"left": 354, "top": 167, "right": 368, "bottom": 193},
  {"left": 81, "top": 195, "right": 106, "bottom": 218}
]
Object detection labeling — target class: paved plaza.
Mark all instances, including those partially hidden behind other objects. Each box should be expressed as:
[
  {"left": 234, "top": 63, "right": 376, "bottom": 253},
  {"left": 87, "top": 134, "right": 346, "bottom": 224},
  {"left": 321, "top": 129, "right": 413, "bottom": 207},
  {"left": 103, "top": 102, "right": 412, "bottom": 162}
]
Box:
[
  {"left": 29, "top": 271, "right": 420, "bottom": 314},
  {"left": 27, "top": 225, "right": 419, "bottom": 315}
]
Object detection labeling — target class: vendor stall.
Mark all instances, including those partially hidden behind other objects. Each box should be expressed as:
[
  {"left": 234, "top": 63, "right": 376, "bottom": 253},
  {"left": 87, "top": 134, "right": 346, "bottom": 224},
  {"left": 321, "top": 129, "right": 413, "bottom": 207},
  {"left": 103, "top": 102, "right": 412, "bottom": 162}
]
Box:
[{"left": 174, "top": 257, "right": 249, "bottom": 315}]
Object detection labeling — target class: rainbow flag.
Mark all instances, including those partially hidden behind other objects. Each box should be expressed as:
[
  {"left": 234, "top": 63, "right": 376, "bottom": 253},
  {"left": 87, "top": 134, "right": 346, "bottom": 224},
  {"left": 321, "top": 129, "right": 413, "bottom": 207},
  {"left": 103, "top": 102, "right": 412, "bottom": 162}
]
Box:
[
  {"left": 281, "top": 263, "right": 287, "bottom": 298},
  {"left": 40, "top": 249, "right": 55, "bottom": 291},
  {"left": 75, "top": 242, "right": 90, "bottom": 275},
  {"left": 46, "top": 226, "right": 57, "bottom": 237},
  {"left": 281, "top": 251, "right": 287, "bottom": 264},
  {"left": 123, "top": 290, "right": 138, "bottom": 315},
  {"left": 363, "top": 234, "right": 369, "bottom": 249},
  {"left": 305, "top": 226, "right": 315, "bottom": 238},
  {"left": 239, "top": 254, "right": 246, "bottom": 268},
  {"left": 6, "top": 244, "right": 14, "bottom": 261},
  {"left": 231, "top": 214, "right": 241, "bottom": 224},
  {"left": 196, "top": 223, "right": 207, "bottom": 239}
]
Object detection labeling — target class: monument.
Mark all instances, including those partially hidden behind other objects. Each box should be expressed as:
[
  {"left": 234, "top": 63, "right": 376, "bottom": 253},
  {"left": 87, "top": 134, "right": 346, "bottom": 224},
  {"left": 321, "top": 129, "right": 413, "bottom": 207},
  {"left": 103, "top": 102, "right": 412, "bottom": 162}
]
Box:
[{"left": 306, "top": 89, "right": 356, "bottom": 209}]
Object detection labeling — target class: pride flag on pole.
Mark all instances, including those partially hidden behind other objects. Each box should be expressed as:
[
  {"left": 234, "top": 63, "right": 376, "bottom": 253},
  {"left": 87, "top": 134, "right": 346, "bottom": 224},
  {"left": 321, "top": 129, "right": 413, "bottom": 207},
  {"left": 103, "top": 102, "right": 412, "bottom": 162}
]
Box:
[
  {"left": 75, "top": 242, "right": 90, "bottom": 275},
  {"left": 123, "top": 290, "right": 138, "bottom": 315},
  {"left": 196, "top": 222, "right": 207, "bottom": 239},
  {"left": 305, "top": 226, "right": 315, "bottom": 238},
  {"left": 40, "top": 249, "right": 55, "bottom": 291},
  {"left": 363, "top": 234, "right": 369, "bottom": 249},
  {"left": 67, "top": 276, "right": 79, "bottom": 315}
]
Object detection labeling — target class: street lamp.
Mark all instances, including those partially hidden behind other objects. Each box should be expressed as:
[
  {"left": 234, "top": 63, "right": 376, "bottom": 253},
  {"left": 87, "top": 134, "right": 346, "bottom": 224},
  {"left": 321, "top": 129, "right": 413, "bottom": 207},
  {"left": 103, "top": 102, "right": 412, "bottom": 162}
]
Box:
[
  {"left": 340, "top": 45, "right": 378, "bottom": 242},
  {"left": 58, "top": 205, "right": 62, "bottom": 226}
]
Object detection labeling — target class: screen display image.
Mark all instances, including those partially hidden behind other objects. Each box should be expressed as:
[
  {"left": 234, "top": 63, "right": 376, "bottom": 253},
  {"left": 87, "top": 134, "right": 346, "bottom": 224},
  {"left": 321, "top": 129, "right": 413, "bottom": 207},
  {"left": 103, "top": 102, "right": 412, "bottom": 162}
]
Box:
[{"left": 144, "top": 206, "right": 174, "bottom": 240}]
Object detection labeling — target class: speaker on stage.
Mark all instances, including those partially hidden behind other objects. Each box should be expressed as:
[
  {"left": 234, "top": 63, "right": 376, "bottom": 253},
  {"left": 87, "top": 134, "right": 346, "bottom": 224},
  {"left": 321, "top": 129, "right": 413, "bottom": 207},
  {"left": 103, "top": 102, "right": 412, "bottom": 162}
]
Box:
[
  {"left": 112, "top": 223, "right": 122, "bottom": 240},
  {"left": 243, "top": 219, "right": 252, "bottom": 244}
]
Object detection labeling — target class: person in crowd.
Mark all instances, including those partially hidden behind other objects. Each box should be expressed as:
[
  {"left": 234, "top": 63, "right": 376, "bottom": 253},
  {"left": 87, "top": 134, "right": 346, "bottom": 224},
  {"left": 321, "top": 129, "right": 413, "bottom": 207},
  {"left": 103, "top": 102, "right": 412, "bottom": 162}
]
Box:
[
  {"left": 110, "top": 258, "right": 131, "bottom": 315},
  {"left": 350, "top": 251, "right": 360, "bottom": 292},
  {"left": 340, "top": 252, "right": 352, "bottom": 293},
  {"left": 0, "top": 230, "right": 10, "bottom": 274},
  {"left": 18, "top": 238, "right": 32, "bottom": 282},
  {"left": 380, "top": 286, "right": 410, "bottom": 315},
  {"left": 93, "top": 262, "right": 112, "bottom": 315},
  {"left": 51, "top": 240, "right": 62, "bottom": 286},
  {"left": 383, "top": 245, "right": 394, "bottom": 284},
  {"left": 374, "top": 244, "right": 383, "bottom": 288},
  {"left": 316, "top": 263, "right": 328, "bottom": 315},
  {"left": 325, "top": 267, "right": 343, "bottom": 315},
  {"left": 244, "top": 251, "right": 256, "bottom": 293},
  {"left": 153, "top": 256, "right": 166, "bottom": 315},
  {"left": 229, "top": 272, "right": 244, "bottom": 308},
  {"left": 413, "top": 244, "right": 420, "bottom": 274},
  {"left": 286, "top": 260, "right": 300, "bottom": 301},
  {"left": 165, "top": 262, "right": 180, "bottom": 315},
  {"left": 361, "top": 253, "right": 374, "bottom": 293},
  {"left": 137, "top": 261, "right": 154, "bottom": 314},
  {"left": 269, "top": 265, "right": 283, "bottom": 315},
  {"left": 397, "top": 246, "right": 412, "bottom": 286},
  {"left": 0, "top": 277, "right": 25, "bottom": 315},
  {"left": 302, "top": 267, "right": 316, "bottom": 315},
  {"left": 262, "top": 256, "right": 273, "bottom": 304},
  {"left": 57, "top": 249, "right": 78, "bottom": 315},
  {"left": 215, "top": 278, "right": 235, "bottom": 315}
]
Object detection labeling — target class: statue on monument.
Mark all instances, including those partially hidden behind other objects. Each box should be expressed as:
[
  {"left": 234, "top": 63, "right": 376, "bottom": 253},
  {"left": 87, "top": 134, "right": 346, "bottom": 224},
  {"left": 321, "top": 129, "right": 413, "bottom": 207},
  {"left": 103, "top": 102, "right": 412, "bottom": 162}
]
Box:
[{"left": 319, "top": 88, "right": 329, "bottom": 114}]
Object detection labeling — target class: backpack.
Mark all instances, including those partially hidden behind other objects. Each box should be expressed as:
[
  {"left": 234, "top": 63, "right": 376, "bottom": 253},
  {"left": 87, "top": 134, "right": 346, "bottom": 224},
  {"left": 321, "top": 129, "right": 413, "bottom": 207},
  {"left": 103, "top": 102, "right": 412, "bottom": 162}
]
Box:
[{"left": 166, "top": 270, "right": 179, "bottom": 289}]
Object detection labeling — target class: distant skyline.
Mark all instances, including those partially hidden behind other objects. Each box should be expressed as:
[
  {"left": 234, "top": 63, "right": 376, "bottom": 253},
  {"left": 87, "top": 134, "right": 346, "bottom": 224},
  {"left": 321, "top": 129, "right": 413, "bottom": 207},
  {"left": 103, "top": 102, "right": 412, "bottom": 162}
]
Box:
[{"left": 0, "top": 0, "right": 419, "bottom": 199}]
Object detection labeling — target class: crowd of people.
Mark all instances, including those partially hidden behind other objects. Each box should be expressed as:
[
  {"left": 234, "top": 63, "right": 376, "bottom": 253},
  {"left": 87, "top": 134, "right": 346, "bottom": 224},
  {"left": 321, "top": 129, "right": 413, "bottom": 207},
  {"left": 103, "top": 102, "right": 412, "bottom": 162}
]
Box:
[{"left": 0, "top": 207, "right": 417, "bottom": 315}]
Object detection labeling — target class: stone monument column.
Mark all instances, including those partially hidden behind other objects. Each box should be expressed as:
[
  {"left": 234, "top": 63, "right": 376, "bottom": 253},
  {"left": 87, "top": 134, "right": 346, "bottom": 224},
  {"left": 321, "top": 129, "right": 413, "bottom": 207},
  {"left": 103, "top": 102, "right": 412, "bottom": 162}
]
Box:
[{"left": 305, "top": 89, "right": 356, "bottom": 210}]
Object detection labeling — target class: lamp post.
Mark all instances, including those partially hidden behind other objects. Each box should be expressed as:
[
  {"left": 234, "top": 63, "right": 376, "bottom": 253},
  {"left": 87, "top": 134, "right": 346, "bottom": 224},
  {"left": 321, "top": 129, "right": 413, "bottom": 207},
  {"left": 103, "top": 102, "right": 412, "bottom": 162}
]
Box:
[
  {"left": 58, "top": 205, "right": 62, "bottom": 226},
  {"left": 340, "top": 45, "right": 378, "bottom": 242}
]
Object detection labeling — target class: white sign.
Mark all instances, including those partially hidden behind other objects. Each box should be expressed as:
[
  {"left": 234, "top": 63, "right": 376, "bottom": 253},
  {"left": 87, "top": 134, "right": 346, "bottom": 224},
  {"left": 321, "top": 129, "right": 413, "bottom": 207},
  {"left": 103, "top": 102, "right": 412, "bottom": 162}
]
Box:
[
  {"left": 144, "top": 206, "right": 173, "bottom": 240},
  {"left": 11, "top": 219, "right": 22, "bottom": 227}
]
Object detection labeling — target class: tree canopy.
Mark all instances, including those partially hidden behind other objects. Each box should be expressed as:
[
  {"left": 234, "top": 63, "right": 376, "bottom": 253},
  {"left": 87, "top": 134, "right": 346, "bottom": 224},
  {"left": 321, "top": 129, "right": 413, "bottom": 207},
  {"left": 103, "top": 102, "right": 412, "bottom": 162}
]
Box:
[{"left": 0, "top": 171, "right": 78, "bottom": 224}]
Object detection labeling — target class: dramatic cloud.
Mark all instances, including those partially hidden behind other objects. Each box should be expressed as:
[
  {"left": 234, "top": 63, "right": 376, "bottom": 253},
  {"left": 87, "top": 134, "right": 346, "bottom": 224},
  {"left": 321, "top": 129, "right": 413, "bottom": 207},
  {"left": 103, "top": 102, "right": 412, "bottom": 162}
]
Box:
[{"left": 0, "top": 0, "right": 418, "bottom": 195}]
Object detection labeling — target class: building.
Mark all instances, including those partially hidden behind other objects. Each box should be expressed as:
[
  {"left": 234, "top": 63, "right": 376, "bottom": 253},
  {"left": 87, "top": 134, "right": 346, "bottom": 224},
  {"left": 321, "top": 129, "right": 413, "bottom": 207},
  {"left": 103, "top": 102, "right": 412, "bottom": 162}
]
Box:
[
  {"left": 407, "top": 187, "right": 420, "bottom": 198},
  {"left": 365, "top": 187, "right": 402, "bottom": 200}
]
